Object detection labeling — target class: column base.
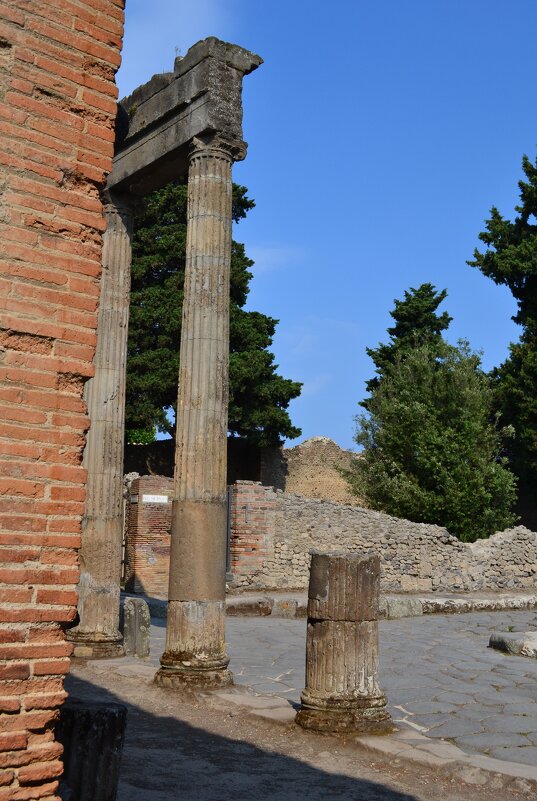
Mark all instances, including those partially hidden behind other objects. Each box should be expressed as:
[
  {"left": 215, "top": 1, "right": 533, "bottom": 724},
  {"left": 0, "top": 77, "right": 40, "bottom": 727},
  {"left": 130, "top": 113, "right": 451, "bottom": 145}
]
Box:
[
  {"left": 295, "top": 692, "right": 392, "bottom": 734},
  {"left": 67, "top": 631, "right": 125, "bottom": 660},
  {"left": 154, "top": 666, "right": 233, "bottom": 691}
]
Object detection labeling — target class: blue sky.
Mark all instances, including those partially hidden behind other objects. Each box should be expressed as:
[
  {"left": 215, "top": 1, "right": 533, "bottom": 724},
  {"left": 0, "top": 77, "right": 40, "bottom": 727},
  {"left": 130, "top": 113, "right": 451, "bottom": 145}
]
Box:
[{"left": 117, "top": 0, "right": 537, "bottom": 450}]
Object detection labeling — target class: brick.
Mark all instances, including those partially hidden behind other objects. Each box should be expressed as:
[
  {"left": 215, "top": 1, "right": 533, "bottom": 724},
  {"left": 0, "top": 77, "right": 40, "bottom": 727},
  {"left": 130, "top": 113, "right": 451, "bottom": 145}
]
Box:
[
  {"left": 0, "top": 699, "right": 21, "bottom": 714},
  {"left": 0, "top": 534, "right": 81, "bottom": 549},
  {"left": 0, "top": 710, "right": 57, "bottom": 734},
  {"left": 0, "top": 607, "right": 76, "bottom": 624},
  {"left": 0, "top": 733, "right": 27, "bottom": 752},
  {"left": 0, "top": 628, "right": 27, "bottom": 644},
  {"left": 0, "top": 779, "right": 60, "bottom": 800},
  {"left": 0, "top": 663, "right": 30, "bottom": 681},
  {"left": 32, "top": 660, "right": 70, "bottom": 677},
  {"left": 0, "top": 589, "right": 34, "bottom": 604},
  {"left": 0, "top": 770, "right": 15, "bottom": 787},
  {"left": 0, "top": 478, "right": 44, "bottom": 498},
  {"left": 0, "top": 643, "right": 72, "bottom": 660},
  {"left": 0, "top": 678, "right": 64, "bottom": 698},
  {"left": 0, "top": 566, "right": 79, "bottom": 585},
  {"left": 35, "top": 590, "right": 78, "bottom": 607},
  {"left": 18, "top": 759, "right": 63, "bottom": 784},
  {"left": 23, "top": 692, "right": 66, "bottom": 711},
  {"left": 0, "top": 742, "right": 61, "bottom": 770}
]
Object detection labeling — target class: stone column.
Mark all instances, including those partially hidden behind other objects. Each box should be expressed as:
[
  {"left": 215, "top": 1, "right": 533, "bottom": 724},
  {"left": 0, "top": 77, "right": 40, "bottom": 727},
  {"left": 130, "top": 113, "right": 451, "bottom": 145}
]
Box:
[
  {"left": 155, "top": 136, "right": 238, "bottom": 690},
  {"left": 296, "top": 550, "right": 392, "bottom": 733},
  {"left": 68, "top": 192, "right": 133, "bottom": 659}
]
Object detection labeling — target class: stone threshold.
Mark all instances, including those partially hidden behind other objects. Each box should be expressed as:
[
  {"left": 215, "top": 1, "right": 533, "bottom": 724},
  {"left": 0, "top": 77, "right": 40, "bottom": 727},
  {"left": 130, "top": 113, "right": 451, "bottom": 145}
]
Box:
[{"left": 122, "top": 591, "right": 537, "bottom": 621}]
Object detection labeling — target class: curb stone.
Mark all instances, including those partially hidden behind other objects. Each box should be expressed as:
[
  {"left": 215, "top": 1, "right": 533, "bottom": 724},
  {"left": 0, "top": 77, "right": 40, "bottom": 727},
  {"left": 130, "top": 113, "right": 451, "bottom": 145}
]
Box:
[
  {"left": 208, "top": 685, "right": 537, "bottom": 796},
  {"left": 123, "top": 591, "right": 537, "bottom": 621}
]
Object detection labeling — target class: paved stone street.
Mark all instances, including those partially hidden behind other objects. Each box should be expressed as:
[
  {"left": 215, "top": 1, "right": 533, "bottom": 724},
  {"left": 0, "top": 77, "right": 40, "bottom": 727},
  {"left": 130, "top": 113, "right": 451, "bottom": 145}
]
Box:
[{"left": 117, "top": 610, "right": 537, "bottom": 767}]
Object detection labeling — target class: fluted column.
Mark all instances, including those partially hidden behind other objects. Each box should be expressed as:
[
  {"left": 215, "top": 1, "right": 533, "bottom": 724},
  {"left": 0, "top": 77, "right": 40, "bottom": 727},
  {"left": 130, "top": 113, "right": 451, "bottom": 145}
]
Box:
[
  {"left": 68, "top": 192, "right": 133, "bottom": 659},
  {"left": 296, "top": 551, "right": 392, "bottom": 733},
  {"left": 155, "top": 136, "right": 238, "bottom": 689}
]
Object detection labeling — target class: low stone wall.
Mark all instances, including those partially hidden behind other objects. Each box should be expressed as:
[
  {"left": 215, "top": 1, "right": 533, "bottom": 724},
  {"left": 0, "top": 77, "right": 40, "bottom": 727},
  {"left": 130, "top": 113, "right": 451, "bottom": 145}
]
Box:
[{"left": 229, "top": 482, "right": 537, "bottom": 593}]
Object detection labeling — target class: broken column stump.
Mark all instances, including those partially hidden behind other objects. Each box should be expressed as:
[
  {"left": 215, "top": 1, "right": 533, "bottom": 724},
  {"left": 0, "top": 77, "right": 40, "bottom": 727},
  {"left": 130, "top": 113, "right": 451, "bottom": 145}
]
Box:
[
  {"left": 296, "top": 550, "right": 392, "bottom": 733},
  {"left": 123, "top": 597, "right": 150, "bottom": 658},
  {"left": 56, "top": 699, "right": 127, "bottom": 801}
]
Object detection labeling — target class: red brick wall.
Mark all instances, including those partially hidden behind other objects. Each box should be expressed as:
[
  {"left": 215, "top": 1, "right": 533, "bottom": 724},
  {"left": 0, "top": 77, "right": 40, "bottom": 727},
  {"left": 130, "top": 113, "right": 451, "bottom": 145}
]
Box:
[
  {"left": 229, "top": 482, "right": 276, "bottom": 582},
  {"left": 125, "top": 477, "right": 173, "bottom": 598},
  {"left": 0, "top": 2, "right": 125, "bottom": 798}
]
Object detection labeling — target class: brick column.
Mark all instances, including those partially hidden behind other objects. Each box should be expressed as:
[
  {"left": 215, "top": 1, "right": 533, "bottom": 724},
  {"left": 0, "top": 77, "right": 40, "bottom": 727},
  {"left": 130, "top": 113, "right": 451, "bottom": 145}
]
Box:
[
  {"left": 156, "top": 136, "right": 243, "bottom": 690},
  {"left": 68, "top": 192, "right": 133, "bottom": 659},
  {"left": 229, "top": 481, "right": 276, "bottom": 586},
  {"left": 125, "top": 476, "right": 173, "bottom": 597}
]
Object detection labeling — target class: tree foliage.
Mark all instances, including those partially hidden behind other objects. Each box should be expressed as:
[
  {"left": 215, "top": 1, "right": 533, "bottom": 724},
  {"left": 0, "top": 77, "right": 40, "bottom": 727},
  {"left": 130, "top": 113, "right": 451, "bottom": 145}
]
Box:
[
  {"left": 125, "top": 182, "right": 302, "bottom": 446},
  {"left": 348, "top": 341, "right": 517, "bottom": 541},
  {"left": 468, "top": 154, "right": 537, "bottom": 487},
  {"left": 362, "top": 283, "right": 452, "bottom": 408}
]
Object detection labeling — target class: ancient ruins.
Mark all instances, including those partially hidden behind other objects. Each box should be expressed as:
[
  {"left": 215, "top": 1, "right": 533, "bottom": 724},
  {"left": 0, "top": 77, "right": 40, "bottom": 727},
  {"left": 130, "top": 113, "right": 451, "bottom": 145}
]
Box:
[{"left": 68, "top": 38, "right": 262, "bottom": 691}]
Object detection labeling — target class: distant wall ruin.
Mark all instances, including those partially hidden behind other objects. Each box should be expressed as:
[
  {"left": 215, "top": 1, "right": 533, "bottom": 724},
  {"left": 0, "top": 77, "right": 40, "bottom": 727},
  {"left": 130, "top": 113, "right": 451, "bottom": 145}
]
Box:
[
  {"left": 229, "top": 482, "right": 537, "bottom": 593},
  {"left": 260, "top": 436, "right": 363, "bottom": 505},
  {"left": 124, "top": 476, "right": 537, "bottom": 598}
]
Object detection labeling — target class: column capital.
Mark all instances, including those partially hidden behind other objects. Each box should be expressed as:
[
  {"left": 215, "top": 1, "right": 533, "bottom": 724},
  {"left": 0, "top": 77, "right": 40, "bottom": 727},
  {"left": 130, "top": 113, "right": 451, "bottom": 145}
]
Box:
[
  {"left": 189, "top": 133, "right": 247, "bottom": 164},
  {"left": 101, "top": 189, "right": 136, "bottom": 219}
]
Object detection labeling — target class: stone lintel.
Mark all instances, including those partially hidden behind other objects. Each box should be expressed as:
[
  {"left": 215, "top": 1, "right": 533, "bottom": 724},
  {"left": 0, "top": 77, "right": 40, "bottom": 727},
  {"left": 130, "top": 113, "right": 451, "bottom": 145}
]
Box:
[{"left": 108, "top": 37, "right": 262, "bottom": 195}]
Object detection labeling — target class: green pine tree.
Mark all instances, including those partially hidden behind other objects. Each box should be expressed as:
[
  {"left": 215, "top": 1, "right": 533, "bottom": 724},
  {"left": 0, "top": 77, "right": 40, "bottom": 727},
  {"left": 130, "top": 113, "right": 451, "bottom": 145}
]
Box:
[
  {"left": 125, "top": 181, "right": 302, "bottom": 447},
  {"left": 468, "top": 154, "right": 537, "bottom": 492},
  {"left": 348, "top": 340, "right": 517, "bottom": 542},
  {"left": 362, "top": 283, "right": 452, "bottom": 409}
]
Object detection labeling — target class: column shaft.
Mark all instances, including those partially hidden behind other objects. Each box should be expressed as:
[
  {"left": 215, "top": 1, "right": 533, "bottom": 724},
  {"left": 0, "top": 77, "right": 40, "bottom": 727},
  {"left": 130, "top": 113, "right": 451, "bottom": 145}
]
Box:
[
  {"left": 296, "top": 550, "right": 392, "bottom": 733},
  {"left": 156, "top": 141, "right": 233, "bottom": 689},
  {"left": 69, "top": 193, "right": 133, "bottom": 659}
]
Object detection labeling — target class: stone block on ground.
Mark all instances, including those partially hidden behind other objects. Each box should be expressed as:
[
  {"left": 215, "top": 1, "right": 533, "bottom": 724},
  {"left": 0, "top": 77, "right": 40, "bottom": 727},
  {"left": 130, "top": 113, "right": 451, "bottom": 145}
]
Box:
[
  {"left": 123, "top": 597, "right": 151, "bottom": 657},
  {"left": 56, "top": 698, "right": 127, "bottom": 801},
  {"left": 489, "top": 631, "right": 537, "bottom": 658}
]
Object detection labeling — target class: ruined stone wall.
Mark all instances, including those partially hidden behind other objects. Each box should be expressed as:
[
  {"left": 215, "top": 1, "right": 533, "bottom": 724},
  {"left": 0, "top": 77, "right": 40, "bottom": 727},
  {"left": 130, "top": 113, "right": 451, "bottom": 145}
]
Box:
[
  {"left": 260, "top": 437, "right": 364, "bottom": 505},
  {"left": 229, "top": 483, "right": 537, "bottom": 593},
  {"left": 0, "top": 2, "right": 124, "bottom": 797},
  {"left": 125, "top": 476, "right": 173, "bottom": 597}
]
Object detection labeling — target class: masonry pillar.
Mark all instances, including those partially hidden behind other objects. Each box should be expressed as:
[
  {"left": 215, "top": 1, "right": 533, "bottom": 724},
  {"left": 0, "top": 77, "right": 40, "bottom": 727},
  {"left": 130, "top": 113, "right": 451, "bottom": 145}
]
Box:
[
  {"left": 68, "top": 192, "right": 134, "bottom": 659},
  {"left": 296, "top": 550, "right": 392, "bottom": 733},
  {"left": 155, "top": 136, "right": 240, "bottom": 689}
]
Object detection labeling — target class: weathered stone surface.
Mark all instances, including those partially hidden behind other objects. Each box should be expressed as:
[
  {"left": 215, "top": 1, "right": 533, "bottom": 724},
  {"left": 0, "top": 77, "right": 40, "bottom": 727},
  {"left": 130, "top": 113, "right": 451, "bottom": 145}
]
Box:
[
  {"left": 489, "top": 631, "right": 537, "bottom": 658},
  {"left": 227, "top": 481, "right": 537, "bottom": 594},
  {"left": 260, "top": 437, "right": 363, "bottom": 505},
  {"left": 226, "top": 597, "right": 273, "bottom": 616},
  {"left": 123, "top": 597, "right": 150, "bottom": 658},
  {"left": 156, "top": 138, "right": 237, "bottom": 690},
  {"left": 109, "top": 38, "right": 262, "bottom": 195},
  {"left": 296, "top": 551, "right": 392, "bottom": 733},
  {"left": 68, "top": 193, "right": 133, "bottom": 660},
  {"left": 56, "top": 698, "right": 127, "bottom": 801}
]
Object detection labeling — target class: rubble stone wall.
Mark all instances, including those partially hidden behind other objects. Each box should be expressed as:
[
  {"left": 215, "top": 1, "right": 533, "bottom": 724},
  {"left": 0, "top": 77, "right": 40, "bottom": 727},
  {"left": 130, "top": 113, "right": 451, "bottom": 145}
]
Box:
[
  {"left": 229, "top": 482, "right": 537, "bottom": 593},
  {"left": 0, "top": 2, "right": 124, "bottom": 797}
]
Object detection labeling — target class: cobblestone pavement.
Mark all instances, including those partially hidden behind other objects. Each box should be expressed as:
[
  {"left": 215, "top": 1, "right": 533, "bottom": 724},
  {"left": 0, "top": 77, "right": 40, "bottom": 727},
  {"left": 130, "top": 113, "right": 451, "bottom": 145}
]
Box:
[{"left": 141, "top": 611, "right": 537, "bottom": 767}]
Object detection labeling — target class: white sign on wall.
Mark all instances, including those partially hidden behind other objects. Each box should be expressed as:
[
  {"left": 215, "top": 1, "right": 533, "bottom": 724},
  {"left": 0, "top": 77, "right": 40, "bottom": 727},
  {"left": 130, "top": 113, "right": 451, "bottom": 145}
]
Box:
[{"left": 142, "top": 494, "right": 169, "bottom": 504}]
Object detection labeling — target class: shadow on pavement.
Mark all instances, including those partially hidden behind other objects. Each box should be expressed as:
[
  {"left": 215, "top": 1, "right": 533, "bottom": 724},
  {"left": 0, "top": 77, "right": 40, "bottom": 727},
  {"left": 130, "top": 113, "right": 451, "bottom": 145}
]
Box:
[{"left": 64, "top": 671, "right": 421, "bottom": 801}]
